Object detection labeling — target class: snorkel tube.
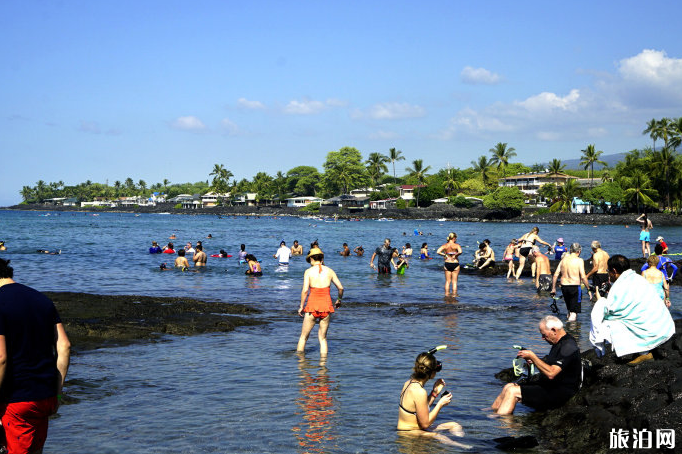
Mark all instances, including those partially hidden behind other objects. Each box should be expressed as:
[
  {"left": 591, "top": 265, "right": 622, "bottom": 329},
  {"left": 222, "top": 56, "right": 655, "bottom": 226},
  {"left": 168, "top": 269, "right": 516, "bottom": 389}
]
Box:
[{"left": 427, "top": 345, "right": 448, "bottom": 355}]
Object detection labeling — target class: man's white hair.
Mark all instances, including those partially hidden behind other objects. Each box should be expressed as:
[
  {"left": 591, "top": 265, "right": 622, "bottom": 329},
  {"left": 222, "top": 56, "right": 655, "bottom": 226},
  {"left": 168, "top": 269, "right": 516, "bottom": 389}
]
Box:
[{"left": 540, "top": 315, "right": 563, "bottom": 330}]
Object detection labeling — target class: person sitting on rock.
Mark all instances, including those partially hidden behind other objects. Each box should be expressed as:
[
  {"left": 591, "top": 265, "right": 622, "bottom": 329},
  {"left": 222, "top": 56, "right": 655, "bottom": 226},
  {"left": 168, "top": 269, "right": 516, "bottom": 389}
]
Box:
[
  {"left": 491, "top": 315, "right": 582, "bottom": 415},
  {"left": 590, "top": 255, "right": 675, "bottom": 365}
]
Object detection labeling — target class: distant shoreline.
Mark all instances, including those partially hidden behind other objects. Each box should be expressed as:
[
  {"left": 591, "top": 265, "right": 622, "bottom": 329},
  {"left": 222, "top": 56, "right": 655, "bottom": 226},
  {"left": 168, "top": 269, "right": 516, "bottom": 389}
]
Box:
[{"left": 4, "top": 203, "right": 682, "bottom": 226}]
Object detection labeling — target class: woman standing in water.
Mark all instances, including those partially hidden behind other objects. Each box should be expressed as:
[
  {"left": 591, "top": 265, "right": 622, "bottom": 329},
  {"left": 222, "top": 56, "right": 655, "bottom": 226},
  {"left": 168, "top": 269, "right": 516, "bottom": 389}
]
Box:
[
  {"left": 436, "top": 233, "right": 462, "bottom": 296},
  {"left": 636, "top": 213, "right": 653, "bottom": 258},
  {"left": 515, "top": 226, "right": 551, "bottom": 280},
  {"left": 397, "top": 352, "right": 468, "bottom": 447},
  {"left": 297, "top": 247, "right": 343, "bottom": 357}
]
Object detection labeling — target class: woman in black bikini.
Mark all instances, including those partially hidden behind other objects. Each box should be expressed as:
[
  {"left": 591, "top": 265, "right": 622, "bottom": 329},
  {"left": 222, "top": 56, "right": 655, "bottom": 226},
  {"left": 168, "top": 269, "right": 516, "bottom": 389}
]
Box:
[
  {"left": 436, "top": 232, "right": 462, "bottom": 296},
  {"left": 515, "top": 227, "right": 550, "bottom": 280},
  {"left": 397, "top": 352, "right": 468, "bottom": 447}
]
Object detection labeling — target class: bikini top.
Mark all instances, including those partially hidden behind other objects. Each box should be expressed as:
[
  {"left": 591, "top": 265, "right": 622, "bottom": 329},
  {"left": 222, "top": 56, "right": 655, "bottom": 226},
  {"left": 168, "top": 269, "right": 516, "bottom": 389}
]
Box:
[{"left": 399, "top": 380, "right": 421, "bottom": 416}]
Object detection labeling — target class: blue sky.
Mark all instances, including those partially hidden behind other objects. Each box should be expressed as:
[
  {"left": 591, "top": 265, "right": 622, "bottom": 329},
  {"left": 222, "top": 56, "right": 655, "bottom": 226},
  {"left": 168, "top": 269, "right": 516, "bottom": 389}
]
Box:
[{"left": 2, "top": 1, "right": 682, "bottom": 205}]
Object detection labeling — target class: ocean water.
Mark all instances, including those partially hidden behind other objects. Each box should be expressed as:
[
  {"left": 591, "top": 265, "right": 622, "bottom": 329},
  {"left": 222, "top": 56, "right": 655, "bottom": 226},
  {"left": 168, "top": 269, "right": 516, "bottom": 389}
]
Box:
[{"left": 0, "top": 209, "right": 679, "bottom": 453}]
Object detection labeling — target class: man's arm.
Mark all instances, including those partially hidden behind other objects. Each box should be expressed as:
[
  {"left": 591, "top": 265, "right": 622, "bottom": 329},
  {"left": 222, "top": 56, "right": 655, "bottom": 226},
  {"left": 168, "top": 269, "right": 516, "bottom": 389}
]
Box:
[
  {"left": 518, "top": 350, "right": 562, "bottom": 380},
  {"left": 369, "top": 252, "right": 377, "bottom": 268},
  {"left": 55, "top": 323, "right": 70, "bottom": 393},
  {"left": 551, "top": 261, "right": 562, "bottom": 293},
  {"left": 585, "top": 254, "right": 597, "bottom": 279},
  {"left": 0, "top": 335, "right": 6, "bottom": 388}
]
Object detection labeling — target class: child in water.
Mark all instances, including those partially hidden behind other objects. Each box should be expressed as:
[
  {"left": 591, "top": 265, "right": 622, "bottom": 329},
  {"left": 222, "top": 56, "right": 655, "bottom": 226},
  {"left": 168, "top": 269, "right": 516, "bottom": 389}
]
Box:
[{"left": 393, "top": 255, "right": 409, "bottom": 275}]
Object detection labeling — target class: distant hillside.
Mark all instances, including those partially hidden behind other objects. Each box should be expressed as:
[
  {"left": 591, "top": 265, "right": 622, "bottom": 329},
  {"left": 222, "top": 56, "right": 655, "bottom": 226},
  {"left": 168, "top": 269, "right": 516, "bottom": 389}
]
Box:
[{"left": 557, "top": 152, "right": 626, "bottom": 170}]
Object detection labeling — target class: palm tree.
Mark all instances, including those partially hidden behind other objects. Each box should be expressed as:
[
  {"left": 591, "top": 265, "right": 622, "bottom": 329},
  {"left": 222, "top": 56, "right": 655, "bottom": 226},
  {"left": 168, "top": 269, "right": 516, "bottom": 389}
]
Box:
[
  {"left": 623, "top": 169, "right": 658, "bottom": 212},
  {"left": 162, "top": 179, "right": 171, "bottom": 193},
  {"left": 547, "top": 158, "right": 566, "bottom": 176},
  {"left": 388, "top": 148, "right": 405, "bottom": 183},
  {"left": 138, "top": 180, "right": 147, "bottom": 195},
  {"left": 550, "top": 179, "right": 579, "bottom": 212},
  {"left": 656, "top": 117, "right": 673, "bottom": 151},
  {"left": 669, "top": 117, "right": 682, "bottom": 151},
  {"left": 489, "top": 142, "right": 516, "bottom": 178},
  {"left": 366, "top": 152, "right": 389, "bottom": 187},
  {"left": 442, "top": 168, "right": 461, "bottom": 196},
  {"left": 601, "top": 167, "right": 612, "bottom": 183},
  {"left": 20, "top": 186, "right": 34, "bottom": 202},
  {"left": 113, "top": 180, "right": 122, "bottom": 197},
  {"left": 209, "top": 164, "right": 233, "bottom": 193},
  {"left": 580, "top": 144, "right": 607, "bottom": 188},
  {"left": 643, "top": 118, "right": 660, "bottom": 151},
  {"left": 470, "top": 156, "right": 493, "bottom": 185},
  {"left": 405, "top": 159, "right": 431, "bottom": 207},
  {"left": 651, "top": 147, "right": 677, "bottom": 209}
]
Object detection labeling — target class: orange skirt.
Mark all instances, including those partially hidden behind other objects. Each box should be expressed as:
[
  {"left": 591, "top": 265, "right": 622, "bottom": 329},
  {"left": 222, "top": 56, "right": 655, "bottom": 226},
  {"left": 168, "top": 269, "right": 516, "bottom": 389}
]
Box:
[{"left": 304, "top": 287, "right": 334, "bottom": 319}]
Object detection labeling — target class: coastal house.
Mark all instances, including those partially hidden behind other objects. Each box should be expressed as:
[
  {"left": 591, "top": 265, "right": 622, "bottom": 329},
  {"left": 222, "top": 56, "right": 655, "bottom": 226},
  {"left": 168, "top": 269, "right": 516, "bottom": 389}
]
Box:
[
  {"left": 63, "top": 197, "right": 78, "bottom": 207},
  {"left": 571, "top": 197, "right": 591, "bottom": 214},
  {"left": 398, "top": 185, "right": 426, "bottom": 201},
  {"left": 119, "top": 196, "right": 152, "bottom": 207},
  {"left": 81, "top": 200, "right": 118, "bottom": 208},
  {"left": 323, "top": 194, "right": 369, "bottom": 211},
  {"left": 201, "top": 192, "right": 230, "bottom": 207},
  {"left": 286, "top": 196, "right": 324, "bottom": 208},
  {"left": 350, "top": 187, "right": 379, "bottom": 198},
  {"left": 498, "top": 172, "right": 579, "bottom": 204},
  {"left": 232, "top": 193, "right": 258, "bottom": 207},
  {"left": 369, "top": 198, "right": 398, "bottom": 210},
  {"left": 43, "top": 197, "right": 66, "bottom": 206}
]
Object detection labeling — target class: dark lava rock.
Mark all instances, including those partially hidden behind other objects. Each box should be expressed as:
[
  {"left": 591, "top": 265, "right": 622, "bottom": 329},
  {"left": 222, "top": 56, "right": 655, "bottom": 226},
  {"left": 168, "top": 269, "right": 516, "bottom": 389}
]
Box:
[
  {"left": 494, "top": 319, "right": 682, "bottom": 453},
  {"left": 46, "top": 291, "right": 264, "bottom": 351}
]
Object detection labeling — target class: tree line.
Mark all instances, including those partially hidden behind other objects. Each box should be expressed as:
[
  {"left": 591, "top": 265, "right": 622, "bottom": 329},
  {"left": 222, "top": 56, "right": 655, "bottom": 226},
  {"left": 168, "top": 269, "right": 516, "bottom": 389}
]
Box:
[{"left": 19, "top": 117, "right": 682, "bottom": 212}]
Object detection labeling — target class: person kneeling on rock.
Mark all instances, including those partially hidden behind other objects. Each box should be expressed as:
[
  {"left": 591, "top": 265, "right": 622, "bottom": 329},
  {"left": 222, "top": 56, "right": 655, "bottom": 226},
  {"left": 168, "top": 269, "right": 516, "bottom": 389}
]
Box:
[
  {"left": 589, "top": 254, "right": 675, "bottom": 366},
  {"left": 491, "top": 315, "right": 582, "bottom": 415}
]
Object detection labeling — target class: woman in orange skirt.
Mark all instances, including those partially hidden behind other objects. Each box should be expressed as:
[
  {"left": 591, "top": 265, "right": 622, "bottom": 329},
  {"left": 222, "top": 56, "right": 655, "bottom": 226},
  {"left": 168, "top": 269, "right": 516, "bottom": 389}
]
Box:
[{"left": 297, "top": 246, "right": 344, "bottom": 357}]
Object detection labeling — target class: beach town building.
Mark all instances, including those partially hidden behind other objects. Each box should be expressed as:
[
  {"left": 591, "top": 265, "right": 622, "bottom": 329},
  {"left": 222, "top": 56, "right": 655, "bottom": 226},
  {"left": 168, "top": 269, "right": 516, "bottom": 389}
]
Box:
[
  {"left": 201, "top": 192, "right": 230, "bottom": 207},
  {"left": 498, "top": 172, "right": 579, "bottom": 204},
  {"left": 398, "top": 185, "right": 426, "bottom": 201},
  {"left": 286, "top": 196, "right": 324, "bottom": 208},
  {"left": 323, "top": 194, "right": 369, "bottom": 211},
  {"left": 369, "top": 198, "right": 399, "bottom": 210}
]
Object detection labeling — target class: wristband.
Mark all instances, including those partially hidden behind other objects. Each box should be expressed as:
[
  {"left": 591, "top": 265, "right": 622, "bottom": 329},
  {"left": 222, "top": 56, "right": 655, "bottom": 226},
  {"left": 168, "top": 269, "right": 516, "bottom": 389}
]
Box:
[
  {"left": 57, "top": 394, "right": 63, "bottom": 402},
  {"left": 430, "top": 391, "right": 438, "bottom": 398}
]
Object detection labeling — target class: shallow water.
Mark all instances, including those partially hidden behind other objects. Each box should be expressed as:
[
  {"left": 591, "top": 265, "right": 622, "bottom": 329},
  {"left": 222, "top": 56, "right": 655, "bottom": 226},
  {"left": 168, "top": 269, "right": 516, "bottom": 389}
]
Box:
[{"left": 0, "top": 210, "right": 680, "bottom": 453}]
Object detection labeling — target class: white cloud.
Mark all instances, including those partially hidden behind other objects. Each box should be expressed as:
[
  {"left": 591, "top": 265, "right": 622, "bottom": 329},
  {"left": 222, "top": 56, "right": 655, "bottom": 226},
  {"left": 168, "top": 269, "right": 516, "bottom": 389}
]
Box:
[
  {"left": 284, "top": 98, "right": 327, "bottom": 115},
  {"left": 220, "top": 118, "right": 239, "bottom": 135},
  {"left": 516, "top": 89, "right": 581, "bottom": 113},
  {"left": 352, "top": 102, "right": 426, "bottom": 120},
  {"left": 438, "top": 49, "right": 682, "bottom": 142},
  {"left": 368, "top": 130, "right": 400, "bottom": 140},
  {"left": 460, "top": 66, "right": 502, "bottom": 85},
  {"left": 170, "top": 116, "right": 206, "bottom": 131},
  {"left": 237, "top": 98, "right": 265, "bottom": 110}
]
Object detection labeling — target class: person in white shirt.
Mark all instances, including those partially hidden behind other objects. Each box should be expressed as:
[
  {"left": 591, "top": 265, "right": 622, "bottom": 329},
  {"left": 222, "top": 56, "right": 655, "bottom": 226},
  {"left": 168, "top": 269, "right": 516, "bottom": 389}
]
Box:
[{"left": 274, "top": 241, "right": 292, "bottom": 265}]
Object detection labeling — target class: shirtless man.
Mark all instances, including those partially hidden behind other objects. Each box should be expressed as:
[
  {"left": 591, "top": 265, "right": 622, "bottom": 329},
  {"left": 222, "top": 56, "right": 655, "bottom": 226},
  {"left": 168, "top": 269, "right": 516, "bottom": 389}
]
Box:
[
  {"left": 175, "top": 249, "right": 190, "bottom": 268},
  {"left": 586, "top": 241, "right": 609, "bottom": 299},
  {"left": 339, "top": 243, "right": 351, "bottom": 256},
  {"left": 532, "top": 247, "right": 552, "bottom": 292},
  {"left": 193, "top": 244, "right": 207, "bottom": 267},
  {"left": 354, "top": 245, "right": 364, "bottom": 256},
  {"left": 551, "top": 243, "right": 591, "bottom": 322},
  {"left": 291, "top": 240, "right": 303, "bottom": 256}
]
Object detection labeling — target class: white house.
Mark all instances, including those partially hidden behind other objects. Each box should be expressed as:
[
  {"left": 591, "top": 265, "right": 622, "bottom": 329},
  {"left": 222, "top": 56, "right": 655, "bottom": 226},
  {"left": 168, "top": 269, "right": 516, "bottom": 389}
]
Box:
[
  {"left": 286, "top": 196, "right": 323, "bottom": 208},
  {"left": 398, "top": 185, "right": 425, "bottom": 200},
  {"left": 571, "top": 197, "right": 591, "bottom": 214},
  {"left": 369, "top": 198, "right": 398, "bottom": 210},
  {"left": 201, "top": 192, "right": 230, "bottom": 207}
]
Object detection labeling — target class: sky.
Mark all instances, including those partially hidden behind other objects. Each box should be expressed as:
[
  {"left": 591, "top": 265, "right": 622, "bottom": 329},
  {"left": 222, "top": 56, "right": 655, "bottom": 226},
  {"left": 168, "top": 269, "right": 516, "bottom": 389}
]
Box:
[{"left": 2, "top": 1, "right": 682, "bottom": 206}]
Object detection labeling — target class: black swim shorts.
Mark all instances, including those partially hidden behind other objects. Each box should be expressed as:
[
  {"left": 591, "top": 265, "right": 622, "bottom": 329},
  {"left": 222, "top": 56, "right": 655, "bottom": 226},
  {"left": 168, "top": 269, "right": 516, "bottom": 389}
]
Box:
[
  {"left": 561, "top": 285, "right": 582, "bottom": 313},
  {"left": 592, "top": 273, "right": 609, "bottom": 288},
  {"left": 538, "top": 274, "right": 552, "bottom": 292},
  {"left": 444, "top": 262, "right": 460, "bottom": 272},
  {"left": 520, "top": 383, "right": 574, "bottom": 411},
  {"left": 519, "top": 247, "right": 532, "bottom": 257}
]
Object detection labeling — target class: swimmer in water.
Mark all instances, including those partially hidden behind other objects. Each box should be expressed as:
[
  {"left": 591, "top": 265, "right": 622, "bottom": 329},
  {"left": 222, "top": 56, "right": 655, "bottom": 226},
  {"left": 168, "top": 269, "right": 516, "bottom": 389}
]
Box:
[
  {"left": 339, "top": 243, "right": 351, "bottom": 257},
  {"left": 170, "top": 234, "right": 177, "bottom": 240},
  {"left": 0, "top": 241, "right": 6, "bottom": 251},
  {"left": 174, "top": 249, "right": 190, "bottom": 268},
  {"left": 244, "top": 254, "right": 262, "bottom": 276},
  {"left": 36, "top": 249, "right": 61, "bottom": 255},
  {"left": 297, "top": 247, "right": 343, "bottom": 357},
  {"left": 420, "top": 243, "right": 429, "bottom": 259},
  {"left": 393, "top": 254, "right": 409, "bottom": 275},
  {"left": 207, "top": 234, "right": 213, "bottom": 239},
  {"left": 291, "top": 240, "right": 303, "bottom": 256},
  {"left": 402, "top": 243, "right": 413, "bottom": 257},
  {"left": 436, "top": 233, "right": 462, "bottom": 297},
  {"left": 397, "top": 351, "right": 469, "bottom": 448},
  {"left": 354, "top": 245, "right": 364, "bottom": 256},
  {"left": 193, "top": 244, "right": 207, "bottom": 267},
  {"left": 503, "top": 239, "right": 518, "bottom": 278},
  {"left": 238, "top": 244, "right": 248, "bottom": 262}
]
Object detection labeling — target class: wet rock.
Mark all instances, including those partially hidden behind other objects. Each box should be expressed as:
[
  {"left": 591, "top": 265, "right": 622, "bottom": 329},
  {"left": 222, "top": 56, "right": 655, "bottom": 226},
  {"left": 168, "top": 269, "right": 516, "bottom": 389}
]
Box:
[
  {"left": 495, "top": 319, "right": 682, "bottom": 453},
  {"left": 45, "top": 292, "right": 264, "bottom": 351}
]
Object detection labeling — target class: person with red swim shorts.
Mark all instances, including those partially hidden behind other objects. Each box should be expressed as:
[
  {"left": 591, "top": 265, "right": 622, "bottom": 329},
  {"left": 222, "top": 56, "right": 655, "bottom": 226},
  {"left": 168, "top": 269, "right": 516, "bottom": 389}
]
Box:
[
  {"left": 0, "top": 258, "right": 71, "bottom": 454},
  {"left": 297, "top": 247, "right": 344, "bottom": 357}
]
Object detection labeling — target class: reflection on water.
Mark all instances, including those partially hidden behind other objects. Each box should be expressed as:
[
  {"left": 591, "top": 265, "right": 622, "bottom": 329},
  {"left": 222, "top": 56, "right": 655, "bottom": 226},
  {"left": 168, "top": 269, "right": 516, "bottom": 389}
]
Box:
[{"left": 294, "top": 355, "right": 337, "bottom": 454}]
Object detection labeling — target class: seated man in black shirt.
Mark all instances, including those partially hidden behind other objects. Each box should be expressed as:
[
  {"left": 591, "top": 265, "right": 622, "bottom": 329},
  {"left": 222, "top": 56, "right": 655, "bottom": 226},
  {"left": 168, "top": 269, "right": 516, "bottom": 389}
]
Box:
[{"left": 491, "top": 315, "right": 582, "bottom": 415}]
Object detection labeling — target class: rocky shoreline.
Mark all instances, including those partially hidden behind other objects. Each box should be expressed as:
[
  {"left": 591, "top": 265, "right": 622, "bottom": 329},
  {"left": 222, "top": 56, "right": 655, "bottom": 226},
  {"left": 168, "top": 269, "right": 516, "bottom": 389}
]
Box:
[
  {"left": 47, "top": 292, "right": 264, "bottom": 351},
  {"left": 7, "top": 203, "right": 682, "bottom": 225},
  {"left": 495, "top": 319, "right": 682, "bottom": 454}
]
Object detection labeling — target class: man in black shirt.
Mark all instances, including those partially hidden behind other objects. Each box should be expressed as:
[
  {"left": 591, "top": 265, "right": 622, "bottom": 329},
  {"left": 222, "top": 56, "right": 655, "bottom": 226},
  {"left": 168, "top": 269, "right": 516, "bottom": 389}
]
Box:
[
  {"left": 491, "top": 315, "right": 581, "bottom": 415},
  {"left": 369, "top": 238, "right": 398, "bottom": 274}
]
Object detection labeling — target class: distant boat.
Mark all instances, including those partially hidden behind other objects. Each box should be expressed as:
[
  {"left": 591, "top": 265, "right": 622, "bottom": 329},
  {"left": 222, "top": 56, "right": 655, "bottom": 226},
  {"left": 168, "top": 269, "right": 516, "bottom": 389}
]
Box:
[
  {"left": 437, "top": 218, "right": 447, "bottom": 222},
  {"left": 377, "top": 218, "right": 394, "bottom": 222}
]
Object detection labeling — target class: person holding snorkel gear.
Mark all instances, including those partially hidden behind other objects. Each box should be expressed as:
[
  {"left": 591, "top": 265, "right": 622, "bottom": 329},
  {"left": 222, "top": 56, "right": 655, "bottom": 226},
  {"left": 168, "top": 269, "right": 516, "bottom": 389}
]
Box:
[{"left": 397, "top": 346, "right": 469, "bottom": 448}]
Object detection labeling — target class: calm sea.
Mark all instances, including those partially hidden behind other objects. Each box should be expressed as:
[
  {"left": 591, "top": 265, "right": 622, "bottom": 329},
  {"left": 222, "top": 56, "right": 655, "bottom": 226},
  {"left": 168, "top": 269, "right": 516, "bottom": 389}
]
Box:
[{"left": 0, "top": 209, "right": 679, "bottom": 453}]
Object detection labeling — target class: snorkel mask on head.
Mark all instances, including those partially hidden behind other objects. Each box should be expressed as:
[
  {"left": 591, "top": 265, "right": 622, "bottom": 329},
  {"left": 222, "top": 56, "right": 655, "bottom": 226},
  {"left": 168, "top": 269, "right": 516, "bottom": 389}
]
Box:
[{"left": 427, "top": 345, "right": 447, "bottom": 372}]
